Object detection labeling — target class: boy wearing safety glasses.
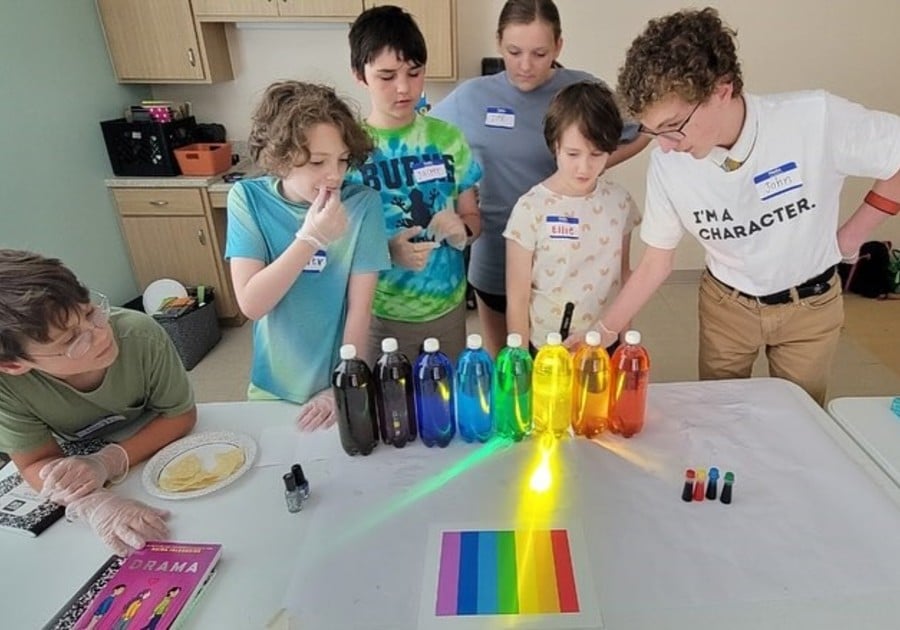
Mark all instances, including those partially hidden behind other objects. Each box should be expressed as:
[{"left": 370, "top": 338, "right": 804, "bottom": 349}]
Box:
[{"left": 0, "top": 249, "right": 196, "bottom": 555}]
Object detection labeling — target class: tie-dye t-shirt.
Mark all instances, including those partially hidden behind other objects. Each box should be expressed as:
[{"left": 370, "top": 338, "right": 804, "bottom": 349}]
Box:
[
  {"left": 225, "top": 177, "right": 390, "bottom": 404},
  {"left": 346, "top": 115, "right": 482, "bottom": 322}
]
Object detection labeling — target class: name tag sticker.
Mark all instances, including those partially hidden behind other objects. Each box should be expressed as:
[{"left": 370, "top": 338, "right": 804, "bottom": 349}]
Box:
[
  {"left": 754, "top": 161, "right": 803, "bottom": 201},
  {"left": 545, "top": 215, "right": 581, "bottom": 240},
  {"left": 484, "top": 107, "right": 516, "bottom": 129},
  {"left": 303, "top": 250, "right": 327, "bottom": 273},
  {"left": 412, "top": 159, "right": 447, "bottom": 184}
]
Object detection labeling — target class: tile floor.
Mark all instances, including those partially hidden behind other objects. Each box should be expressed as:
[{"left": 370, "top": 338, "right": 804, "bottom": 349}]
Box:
[{"left": 188, "top": 279, "right": 900, "bottom": 404}]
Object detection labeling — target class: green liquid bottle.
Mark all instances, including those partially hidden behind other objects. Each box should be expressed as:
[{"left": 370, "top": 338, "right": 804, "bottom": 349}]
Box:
[
  {"left": 533, "top": 332, "right": 574, "bottom": 438},
  {"left": 492, "top": 333, "right": 533, "bottom": 441}
]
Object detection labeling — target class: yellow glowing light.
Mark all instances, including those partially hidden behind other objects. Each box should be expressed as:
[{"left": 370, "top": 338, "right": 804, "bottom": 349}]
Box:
[{"left": 529, "top": 459, "right": 552, "bottom": 493}]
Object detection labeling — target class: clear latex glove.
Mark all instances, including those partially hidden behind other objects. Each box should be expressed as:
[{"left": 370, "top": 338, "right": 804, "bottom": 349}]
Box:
[
  {"left": 426, "top": 208, "right": 468, "bottom": 250},
  {"left": 297, "top": 388, "right": 338, "bottom": 432},
  {"left": 295, "top": 187, "right": 348, "bottom": 250},
  {"left": 389, "top": 226, "right": 440, "bottom": 271},
  {"left": 66, "top": 489, "right": 169, "bottom": 557},
  {"left": 39, "top": 444, "right": 129, "bottom": 504}
]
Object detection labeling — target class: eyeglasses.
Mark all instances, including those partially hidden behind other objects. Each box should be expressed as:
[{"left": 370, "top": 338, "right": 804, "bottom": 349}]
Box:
[
  {"left": 638, "top": 101, "right": 701, "bottom": 142},
  {"left": 28, "top": 292, "right": 111, "bottom": 360}
]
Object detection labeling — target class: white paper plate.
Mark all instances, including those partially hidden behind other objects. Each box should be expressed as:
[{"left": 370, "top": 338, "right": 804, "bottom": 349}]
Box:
[
  {"left": 142, "top": 278, "right": 188, "bottom": 314},
  {"left": 142, "top": 431, "right": 257, "bottom": 500}
]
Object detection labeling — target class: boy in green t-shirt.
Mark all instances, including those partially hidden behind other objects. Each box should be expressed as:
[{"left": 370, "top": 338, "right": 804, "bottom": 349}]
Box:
[
  {"left": 0, "top": 249, "right": 196, "bottom": 555},
  {"left": 346, "top": 5, "right": 483, "bottom": 363}
]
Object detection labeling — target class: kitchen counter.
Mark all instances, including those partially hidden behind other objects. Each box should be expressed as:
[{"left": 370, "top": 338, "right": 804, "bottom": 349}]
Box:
[{"left": 104, "top": 157, "right": 256, "bottom": 190}]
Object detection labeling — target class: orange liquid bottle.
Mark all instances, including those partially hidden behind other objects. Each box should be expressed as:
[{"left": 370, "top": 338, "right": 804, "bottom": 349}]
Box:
[
  {"left": 571, "top": 331, "right": 611, "bottom": 437},
  {"left": 610, "top": 330, "right": 650, "bottom": 437}
]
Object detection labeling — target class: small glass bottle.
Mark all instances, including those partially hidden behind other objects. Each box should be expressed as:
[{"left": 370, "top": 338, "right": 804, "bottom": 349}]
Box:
[
  {"left": 292, "top": 463, "right": 310, "bottom": 501},
  {"left": 283, "top": 472, "right": 302, "bottom": 513}
]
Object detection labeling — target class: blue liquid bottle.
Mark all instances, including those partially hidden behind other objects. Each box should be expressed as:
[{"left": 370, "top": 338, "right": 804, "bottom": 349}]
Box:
[
  {"left": 492, "top": 333, "right": 533, "bottom": 441},
  {"left": 374, "top": 337, "right": 417, "bottom": 447},
  {"left": 455, "top": 334, "right": 493, "bottom": 443},
  {"left": 332, "top": 344, "right": 379, "bottom": 456},
  {"left": 414, "top": 337, "right": 456, "bottom": 447},
  {"left": 533, "top": 332, "right": 574, "bottom": 438}
]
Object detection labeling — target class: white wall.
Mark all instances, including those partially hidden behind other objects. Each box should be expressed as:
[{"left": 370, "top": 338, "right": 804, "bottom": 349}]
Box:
[{"left": 154, "top": 0, "right": 900, "bottom": 269}]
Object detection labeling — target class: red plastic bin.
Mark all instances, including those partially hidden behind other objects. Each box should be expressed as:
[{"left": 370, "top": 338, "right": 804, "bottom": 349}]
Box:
[{"left": 174, "top": 142, "right": 232, "bottom": 176}]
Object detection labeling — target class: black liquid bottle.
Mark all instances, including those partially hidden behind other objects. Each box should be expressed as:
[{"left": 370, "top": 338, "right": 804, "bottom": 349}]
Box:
[
  {"left": 374, "top": 337, "right": 417, "bottom": 447},
  {"left": 332, "top": 344, "right": 379, "bottom": 456}
]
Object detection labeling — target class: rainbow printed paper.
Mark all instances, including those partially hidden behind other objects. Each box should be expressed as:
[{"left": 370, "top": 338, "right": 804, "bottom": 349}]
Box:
[{"left": 435, "top": 529, "right": 580, "bottom": 616}]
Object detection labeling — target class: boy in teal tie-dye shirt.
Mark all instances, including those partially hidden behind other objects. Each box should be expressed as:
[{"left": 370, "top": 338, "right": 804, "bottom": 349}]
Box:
[{"left": 347, "top": 5, "right": 483, "bottom": 363}]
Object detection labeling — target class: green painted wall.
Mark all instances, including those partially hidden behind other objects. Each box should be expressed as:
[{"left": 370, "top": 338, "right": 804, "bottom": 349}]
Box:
[{"left": 0, "top": 1, "right": 149, "bottom": 305}]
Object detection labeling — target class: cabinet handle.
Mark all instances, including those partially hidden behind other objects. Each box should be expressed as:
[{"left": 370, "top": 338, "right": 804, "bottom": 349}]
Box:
[
  {"left": 187, "top": 48, "right": 196, "bottom": 67},
  {"left": 149, "top": 200, "right": 169, "bottom": 207},
  {"left": 197, "top": 229, "right": 206, "bottom": 246}
]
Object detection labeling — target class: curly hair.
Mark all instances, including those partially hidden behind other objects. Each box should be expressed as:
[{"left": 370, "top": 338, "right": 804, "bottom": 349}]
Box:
[
  {"left": 0, "top": 249, "right": 90, "bottom": 361},
  {"left": 249, "top": 81, "right": 374, "bottom": 177},
  {"left": 617, "top": 7, "right": 743, "bottom": 116},
  {"left": 544, "top": 81, "right": 622, "bottom": 154}
]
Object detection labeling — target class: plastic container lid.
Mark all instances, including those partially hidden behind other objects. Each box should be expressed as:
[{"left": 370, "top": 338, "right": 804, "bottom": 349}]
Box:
[
  {"left": 466, "top": 334, "right": 483, "bottom": 350},
  {"left": 381, "top": 337, "right": 398, "bottom": 353},
  {"left": 283, "top": 472, "right": 297, "bottom": 491},
  {"left": 546, "top": 332, "right": 562, "bottom": 346},
  {"left": 423, "top": 337, "right": 440, "bottom": 353},
  {"left": 339, "top": 344, "right": 357, "bottom": 360},
  {"left": 585, "top": 331, "right": 601, "bottom": 346},
  {"left": 624, "top": 330, "right": 642, "bottom": 345},
  {"left": 507, "top": 333, "right": 523, "bottom": 348}
]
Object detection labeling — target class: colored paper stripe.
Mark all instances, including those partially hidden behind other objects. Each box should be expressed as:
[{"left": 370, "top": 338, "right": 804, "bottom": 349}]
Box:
[
  {"left": 435, "top": 531, "right": 460, "bottom": 615},
  {"left": 551, "top": 529, "right": 580, "bottom": 613},
  {"left": 436, "top": 529, "right": 579, "bottom": 616}
]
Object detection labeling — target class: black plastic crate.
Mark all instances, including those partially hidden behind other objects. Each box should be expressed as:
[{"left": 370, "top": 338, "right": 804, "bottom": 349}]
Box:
[{"left": 100, "top": 116, "right": 196, "bottom": 176}]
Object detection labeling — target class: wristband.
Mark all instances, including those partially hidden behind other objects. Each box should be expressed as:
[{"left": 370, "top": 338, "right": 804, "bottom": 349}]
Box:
[{"left": 865, "top": 190, "right": 900, "bottom": 216}]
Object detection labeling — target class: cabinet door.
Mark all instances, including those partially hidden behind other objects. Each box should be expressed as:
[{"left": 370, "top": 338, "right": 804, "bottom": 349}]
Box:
[
  {"left": 364, "top": 0, "right": 456, "bottom": 80},
  {"left": 192, "top": 0, "right": 279, "bottom": 18},
  {"left": 278, "top": 0, "right": 362, "bottom": 18},
  {"left": 120, "top": 216, "right": 235, "bottom": 318}
]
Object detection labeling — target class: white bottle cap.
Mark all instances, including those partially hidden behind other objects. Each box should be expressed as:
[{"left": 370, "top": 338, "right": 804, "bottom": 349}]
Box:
[
  {"left": 339, "top": 344, "right": 357, "bottom": 360},
  {"left": 585, "top": 331, "right": 601, "bottom": 346},
  {"left": 506, "top": 333, "right": 522, "bottom": 348},
  {"left": 546, "top": 332, "right": 562, "bottom": 346},
  {"left": 466, "top": 334, "right": 483, "bottom": 350},
  {"left": 423, "top": 337, "right": 440, "bottom": 353},
  {"left": 624, "top": 330, "right": 641, "bottom": 345},
  {"left": 381, "top": 337, "right": 398, "bottom": 353}
]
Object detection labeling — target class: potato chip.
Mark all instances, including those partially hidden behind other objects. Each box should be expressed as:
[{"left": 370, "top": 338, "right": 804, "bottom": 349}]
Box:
[{"left": 158, "top": 446, "right": 245, "bottom": 492}]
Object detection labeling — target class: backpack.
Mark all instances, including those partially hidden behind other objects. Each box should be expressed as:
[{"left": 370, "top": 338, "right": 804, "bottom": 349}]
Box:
[{"left": 838, "top": 240, "right": 893, "bottom": 299}]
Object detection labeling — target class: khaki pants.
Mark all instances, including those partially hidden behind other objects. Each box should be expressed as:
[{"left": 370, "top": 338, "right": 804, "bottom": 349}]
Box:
[
  {"left": 367, "top": 301, "right": 468, "bottom": 366},
  {"left": 697, "top": 271, "right": 844, "bottom": 406}
]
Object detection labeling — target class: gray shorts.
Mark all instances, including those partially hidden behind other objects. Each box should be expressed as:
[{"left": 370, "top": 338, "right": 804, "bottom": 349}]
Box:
[{"left": 367, "top": 301, "right": 467, "bottom": 365}]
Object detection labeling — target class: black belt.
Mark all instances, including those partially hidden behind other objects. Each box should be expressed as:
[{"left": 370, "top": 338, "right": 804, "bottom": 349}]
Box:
[{"left": 711, "top": 266, "right": 836, "bottom": 305}]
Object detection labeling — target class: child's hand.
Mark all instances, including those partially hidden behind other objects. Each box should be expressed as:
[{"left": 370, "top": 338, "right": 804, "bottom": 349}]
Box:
[
  {"left": 296, "top": 388, "right": 337, "bottom": 431},
  {"left": 562, "top": 331, "right": 586, "bottom": 352},
  {"left": 39, "top": 444, "right": 129, "bottom": 504},
  {"left": 296, "top": 188, "right": 348, "bottom": 249},
  {"left": 389, "top": 226, "right": 439, "bottom": 271},
  {"left": 426, "top": 208, "right": 468, "bottom": 250},
  {"left": 65, "top": 489, "right": 169, "bottom": 557}
]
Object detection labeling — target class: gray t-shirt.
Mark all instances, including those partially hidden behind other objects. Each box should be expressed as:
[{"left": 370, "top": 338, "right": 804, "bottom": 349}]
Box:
[{"left": 431, "top": 69, "right": 636, "bottom": 295}]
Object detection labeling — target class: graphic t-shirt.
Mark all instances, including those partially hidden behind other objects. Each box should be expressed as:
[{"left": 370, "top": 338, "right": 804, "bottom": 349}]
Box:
[
  {"left": 346, "top": 115, "right": 482, "bottom": 322},
  {"left": 504, "top": 180, "right": 640, "bottom": 348}
]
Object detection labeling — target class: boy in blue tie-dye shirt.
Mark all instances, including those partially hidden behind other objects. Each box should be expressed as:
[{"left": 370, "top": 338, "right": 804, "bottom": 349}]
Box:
[{"left": 346, "top": 5, "right": 483, "bottom": 362}]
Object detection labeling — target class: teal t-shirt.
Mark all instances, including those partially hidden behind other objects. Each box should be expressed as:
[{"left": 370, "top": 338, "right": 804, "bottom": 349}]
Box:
[
  {"left": 346, "top": 114, "right": 482, "bottom": 322},
  {"left": 225, "top": 177, "right": 390, "bottom": 404}
]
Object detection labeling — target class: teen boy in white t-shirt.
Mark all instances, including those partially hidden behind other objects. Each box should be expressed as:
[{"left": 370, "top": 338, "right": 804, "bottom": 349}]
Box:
[{"left": 594, "top": 8, "right": 900, "bottom": 405}]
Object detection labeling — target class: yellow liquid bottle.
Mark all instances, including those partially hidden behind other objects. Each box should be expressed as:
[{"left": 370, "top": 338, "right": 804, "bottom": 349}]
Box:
[{"left": 532, "top": 332, "right": 574, "bottom": 438}]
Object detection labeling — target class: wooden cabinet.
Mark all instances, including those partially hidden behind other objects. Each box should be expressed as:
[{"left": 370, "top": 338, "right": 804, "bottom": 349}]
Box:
[
  {"left": 111, "top": 188, "right": 242, "bottom": 322},
  {"left": 96, "top": 0, "right": 232, "bottom": 83},
  {"left": 363, "top": 0, "right": 457, "bottom": 80},
  {"left": 193, "top": 0, "right": 362, "bottom": 20}
]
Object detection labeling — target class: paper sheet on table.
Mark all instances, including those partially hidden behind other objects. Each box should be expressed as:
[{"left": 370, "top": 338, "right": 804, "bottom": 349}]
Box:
[{"left": 256, "top": 425, "right": 337, "bottom": 467}]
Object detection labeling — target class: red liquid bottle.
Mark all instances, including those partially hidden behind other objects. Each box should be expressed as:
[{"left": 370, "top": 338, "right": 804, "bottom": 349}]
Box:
[{"left": 610, "top": 330, "right": 651, "bottom": 438}]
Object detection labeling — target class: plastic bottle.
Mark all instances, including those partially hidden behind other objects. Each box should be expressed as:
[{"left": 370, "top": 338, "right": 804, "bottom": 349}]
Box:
[
  {"left": 331, "top": 344, "right": 379, "bottom": 456},
  {"left": 492, "top": 333, "right": 533, "bottom": 441},
  {"left": 414, "top": 337, "right": 456, "bottom": 447},
  {"left": 609, "top": 330, "right": 651, "bottom": 438},
  {"left": 571, "top": 331, "right": 612, "bottom": 437},
  {"left": 532, "top": 332, "right": 574, "bottom": 438},
  {"left": 455, "top": 334, "right": 494, "bottom": 443},
  {"left": 373, "top": 337, "right": 417, "bottom": 447}
]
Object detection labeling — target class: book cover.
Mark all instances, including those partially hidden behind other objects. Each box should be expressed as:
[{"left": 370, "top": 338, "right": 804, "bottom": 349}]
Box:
[
  {"left": 0, "top": 466, "right": 63, "bottom": 537},
  {"left": 65, "top": 541, "right": 221, "bottom": 630}
]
